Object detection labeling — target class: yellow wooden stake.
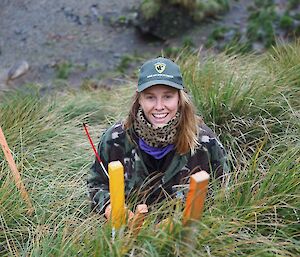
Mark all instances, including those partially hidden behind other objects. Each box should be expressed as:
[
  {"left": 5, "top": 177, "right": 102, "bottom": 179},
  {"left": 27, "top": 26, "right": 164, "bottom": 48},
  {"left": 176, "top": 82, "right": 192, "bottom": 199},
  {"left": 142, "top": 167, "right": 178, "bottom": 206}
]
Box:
[
  {"left": 108, "top": 161, "right": 125, "bottom": 229},
  {"left": 182, "top": 170, "right": 210, "bottom": 225},
  {"left": 0, "top": 126, "right": 33, "bottom": 214}
]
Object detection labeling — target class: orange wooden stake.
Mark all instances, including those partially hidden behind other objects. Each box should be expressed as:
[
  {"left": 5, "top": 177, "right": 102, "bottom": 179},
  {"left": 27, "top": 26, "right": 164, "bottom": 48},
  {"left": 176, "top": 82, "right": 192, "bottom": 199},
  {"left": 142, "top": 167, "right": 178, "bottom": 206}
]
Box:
[
  {"left": 0, "top": 126, "right": 33, "bottom": 214},
  {"left": 130, "top": 204, "right": 148, "bottom": 236},
  {"left": 182, "top": 170, "right": 210, "bottom": 225}
]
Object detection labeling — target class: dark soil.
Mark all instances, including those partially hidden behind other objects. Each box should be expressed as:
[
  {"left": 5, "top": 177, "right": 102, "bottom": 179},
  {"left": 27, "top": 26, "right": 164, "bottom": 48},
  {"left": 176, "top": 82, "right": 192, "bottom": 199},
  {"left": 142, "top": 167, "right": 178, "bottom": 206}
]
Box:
[{"left": 0, "top": 0, "right": 251, "bottom": 90}]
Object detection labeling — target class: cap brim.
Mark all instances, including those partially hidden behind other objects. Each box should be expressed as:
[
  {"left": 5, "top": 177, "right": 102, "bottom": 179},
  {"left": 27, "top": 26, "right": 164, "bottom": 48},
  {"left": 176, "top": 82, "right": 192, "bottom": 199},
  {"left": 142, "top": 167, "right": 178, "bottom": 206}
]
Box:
[{"left": 138, "top": 80, "right": 183, "bottom": 92}]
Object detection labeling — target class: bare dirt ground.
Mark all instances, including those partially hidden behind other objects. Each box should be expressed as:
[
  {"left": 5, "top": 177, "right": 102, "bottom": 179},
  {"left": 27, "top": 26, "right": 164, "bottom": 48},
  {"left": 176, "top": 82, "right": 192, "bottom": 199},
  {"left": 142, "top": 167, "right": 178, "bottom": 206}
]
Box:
[{"left": 0, "top": 0, "right": 250, "bottom": 90}]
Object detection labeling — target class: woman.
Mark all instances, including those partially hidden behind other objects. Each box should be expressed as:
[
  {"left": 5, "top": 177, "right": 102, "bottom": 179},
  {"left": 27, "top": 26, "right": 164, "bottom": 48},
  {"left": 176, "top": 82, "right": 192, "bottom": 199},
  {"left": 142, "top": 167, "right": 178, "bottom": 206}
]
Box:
[{"left": 87, "top": 57, "right": 228, "bottom": 216}]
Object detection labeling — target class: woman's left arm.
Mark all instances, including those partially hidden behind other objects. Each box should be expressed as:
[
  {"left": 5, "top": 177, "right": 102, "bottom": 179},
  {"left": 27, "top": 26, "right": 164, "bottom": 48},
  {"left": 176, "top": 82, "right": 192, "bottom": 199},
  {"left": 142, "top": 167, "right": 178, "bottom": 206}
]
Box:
[{"left": 199, "top": 124, "right": 230, "bottom": 182}]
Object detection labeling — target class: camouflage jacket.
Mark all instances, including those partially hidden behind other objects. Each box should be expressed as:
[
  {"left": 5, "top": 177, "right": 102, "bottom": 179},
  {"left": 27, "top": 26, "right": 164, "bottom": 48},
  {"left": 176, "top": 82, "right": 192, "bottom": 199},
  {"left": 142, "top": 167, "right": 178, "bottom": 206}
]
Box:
[{"left": 87, "top": 121, "right": 228, "bottom": 213}]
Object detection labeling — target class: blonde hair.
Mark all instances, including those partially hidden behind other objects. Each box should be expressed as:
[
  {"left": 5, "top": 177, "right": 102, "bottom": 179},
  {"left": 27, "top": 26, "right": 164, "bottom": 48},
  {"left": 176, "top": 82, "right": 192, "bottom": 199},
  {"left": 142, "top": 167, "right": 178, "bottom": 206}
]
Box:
[{"left": 124, "top": 89, "right": 202, "bottom": 155}]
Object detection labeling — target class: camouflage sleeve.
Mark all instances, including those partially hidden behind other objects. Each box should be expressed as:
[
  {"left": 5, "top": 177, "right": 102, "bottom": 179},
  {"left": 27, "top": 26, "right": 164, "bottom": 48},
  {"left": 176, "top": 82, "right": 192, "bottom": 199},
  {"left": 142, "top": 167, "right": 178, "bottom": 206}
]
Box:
[
  {"left": 87, "top": 127, "right": 112, "bottom": 214},
  {"left": 199, "top": 124, "right": 230, "bottom": 181}
]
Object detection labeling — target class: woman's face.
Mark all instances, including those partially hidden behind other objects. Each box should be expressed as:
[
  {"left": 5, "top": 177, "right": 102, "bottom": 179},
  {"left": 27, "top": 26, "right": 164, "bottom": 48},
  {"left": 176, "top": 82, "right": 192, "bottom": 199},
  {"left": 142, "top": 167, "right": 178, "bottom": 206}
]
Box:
[{"left": 139, "top": 84, "right": 180, "bottom": 128}]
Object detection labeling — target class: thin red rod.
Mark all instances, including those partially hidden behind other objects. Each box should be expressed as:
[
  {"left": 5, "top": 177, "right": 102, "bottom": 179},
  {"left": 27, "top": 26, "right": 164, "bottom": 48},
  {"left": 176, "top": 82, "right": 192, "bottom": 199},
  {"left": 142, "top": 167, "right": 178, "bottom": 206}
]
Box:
[{"left": 83, "top": 123, "right": 109, "bottom": 178}]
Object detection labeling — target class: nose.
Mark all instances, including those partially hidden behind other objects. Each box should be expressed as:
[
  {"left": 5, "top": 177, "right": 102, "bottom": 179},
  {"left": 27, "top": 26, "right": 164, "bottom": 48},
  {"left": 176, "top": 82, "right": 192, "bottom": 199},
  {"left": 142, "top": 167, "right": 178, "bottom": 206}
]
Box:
[{"left": 155, "top": 98, "right": 164, "bottom": 110}]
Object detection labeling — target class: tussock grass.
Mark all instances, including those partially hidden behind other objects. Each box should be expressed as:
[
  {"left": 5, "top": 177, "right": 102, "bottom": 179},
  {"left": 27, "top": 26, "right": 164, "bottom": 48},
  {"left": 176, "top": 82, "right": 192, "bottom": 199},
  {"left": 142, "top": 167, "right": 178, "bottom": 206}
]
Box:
[
  {"left": 179, "top": 42, "right": 299, "bottom": 164},
  {"left": 0, "top": 43, "right": 299, "bottom": 256}
]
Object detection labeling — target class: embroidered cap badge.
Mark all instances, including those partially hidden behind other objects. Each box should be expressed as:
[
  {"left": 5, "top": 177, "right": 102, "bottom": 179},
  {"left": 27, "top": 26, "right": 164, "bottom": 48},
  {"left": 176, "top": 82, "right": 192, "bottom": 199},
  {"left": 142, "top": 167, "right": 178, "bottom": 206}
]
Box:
[{"left": 154, "top": 62, "right": 166, "bottom": 73}]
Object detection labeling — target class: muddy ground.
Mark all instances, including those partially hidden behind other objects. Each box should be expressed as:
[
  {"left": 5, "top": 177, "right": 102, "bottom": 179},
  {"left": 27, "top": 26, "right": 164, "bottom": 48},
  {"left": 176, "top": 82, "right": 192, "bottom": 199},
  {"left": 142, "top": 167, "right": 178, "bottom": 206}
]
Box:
[{"left": 0, "top": 0, "right": 250, "bottom": 90}]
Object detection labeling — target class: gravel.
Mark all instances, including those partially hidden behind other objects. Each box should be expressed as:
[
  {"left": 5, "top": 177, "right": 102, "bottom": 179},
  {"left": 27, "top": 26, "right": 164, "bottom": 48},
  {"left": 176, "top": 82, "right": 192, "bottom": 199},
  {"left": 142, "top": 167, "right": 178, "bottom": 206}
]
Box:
[{"left": 0, "top": 0, "right": 251, "bottom": 90}]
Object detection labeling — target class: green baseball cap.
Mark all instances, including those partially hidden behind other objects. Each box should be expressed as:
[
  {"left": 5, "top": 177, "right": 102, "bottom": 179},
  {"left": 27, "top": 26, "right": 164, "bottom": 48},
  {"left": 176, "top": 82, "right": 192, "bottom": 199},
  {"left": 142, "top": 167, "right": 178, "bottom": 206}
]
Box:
[{"left": 137, "top": 57, "right": 184, "bottom": 92}]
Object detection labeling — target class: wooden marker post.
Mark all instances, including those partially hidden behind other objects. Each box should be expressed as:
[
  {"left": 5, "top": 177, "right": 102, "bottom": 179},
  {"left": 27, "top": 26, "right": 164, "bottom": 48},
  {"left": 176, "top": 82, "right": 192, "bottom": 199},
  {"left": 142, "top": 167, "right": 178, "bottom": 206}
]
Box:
[
  {"left": 0, "top": 126, "right": 33, "bottom": 214},
  {"left": 108, "top": 161, "right": 126, "bottom": 230},
  {"left": 182, "top": 170, "right": 210, "bottom": 225}
]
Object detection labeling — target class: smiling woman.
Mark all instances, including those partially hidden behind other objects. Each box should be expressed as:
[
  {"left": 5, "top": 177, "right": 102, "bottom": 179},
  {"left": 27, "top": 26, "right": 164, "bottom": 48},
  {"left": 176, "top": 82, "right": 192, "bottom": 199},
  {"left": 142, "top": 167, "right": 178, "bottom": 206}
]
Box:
[
  {"left": 139, "top": 85, "right": 179, "bottom": 128},
  {"left": 87, "top": 57, "right": 229, "bottom": 218}
]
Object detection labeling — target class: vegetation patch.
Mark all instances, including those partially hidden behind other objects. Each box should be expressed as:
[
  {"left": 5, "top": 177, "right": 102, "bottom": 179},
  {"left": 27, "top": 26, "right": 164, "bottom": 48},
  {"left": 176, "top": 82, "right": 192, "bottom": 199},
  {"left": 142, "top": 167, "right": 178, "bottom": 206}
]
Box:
[
  {"left": 206, "top": 0, "right": 300, "bottom": 53},
  {"left": 0, "top": 40, "right": 299, "bottom": 256},
  {"left": 136, "top": 0, "right": 230, "bottom": 39}
]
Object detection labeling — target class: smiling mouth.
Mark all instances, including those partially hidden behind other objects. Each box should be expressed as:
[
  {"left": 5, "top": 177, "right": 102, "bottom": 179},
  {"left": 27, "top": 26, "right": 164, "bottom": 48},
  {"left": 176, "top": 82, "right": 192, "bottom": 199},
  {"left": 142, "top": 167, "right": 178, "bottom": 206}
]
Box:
[{"left": 152, "top": 113, "right": 168, "bottom": 119}]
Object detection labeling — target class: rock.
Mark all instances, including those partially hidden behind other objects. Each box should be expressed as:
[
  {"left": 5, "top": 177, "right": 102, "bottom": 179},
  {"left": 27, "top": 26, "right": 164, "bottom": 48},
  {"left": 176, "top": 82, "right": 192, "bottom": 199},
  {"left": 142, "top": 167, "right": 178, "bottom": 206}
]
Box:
[
  {"left": 7, "top": 60, "right": 30, "bottom": 81},
  {"left": 135, "top": 4, "right": 194, "bottom": 40},
  {"left": 252, "top": 42, "right": 265, "bottom": 53},
  {"left": 61, "top": 6, "right": 82, "bottom": 25},
  {"left": 0, "top": 72, "right": 7, "bottom": 89}
]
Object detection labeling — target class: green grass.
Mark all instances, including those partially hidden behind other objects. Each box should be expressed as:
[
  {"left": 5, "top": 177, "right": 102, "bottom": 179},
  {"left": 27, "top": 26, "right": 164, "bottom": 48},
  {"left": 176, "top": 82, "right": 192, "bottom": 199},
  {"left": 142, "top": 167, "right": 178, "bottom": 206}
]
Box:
[
  {"left": 205, "top": 1, "right": 300, "bottom": 53},
  {"left": 0, "top": 41, "right": 299, "bottom": 256},
  {"left": 140, "top": 0, "right": 229, "bottom": 21}
]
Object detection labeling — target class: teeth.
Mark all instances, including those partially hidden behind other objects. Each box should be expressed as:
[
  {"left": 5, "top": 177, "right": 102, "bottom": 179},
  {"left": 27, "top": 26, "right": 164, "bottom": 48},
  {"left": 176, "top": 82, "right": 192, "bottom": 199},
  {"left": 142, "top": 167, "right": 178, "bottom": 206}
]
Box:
[{"left": 153, "top": 113, "right": 168, "bottom": 119}]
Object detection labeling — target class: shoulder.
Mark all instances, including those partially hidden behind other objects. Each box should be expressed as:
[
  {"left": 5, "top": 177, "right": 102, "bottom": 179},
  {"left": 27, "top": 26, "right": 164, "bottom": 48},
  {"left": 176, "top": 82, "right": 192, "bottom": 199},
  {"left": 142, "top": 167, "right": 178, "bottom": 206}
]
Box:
[
  {"left": 100, "top": 121, "right": 126, "bottom": 143},
  {"left": 195, "top": 116, "right": 217, "bottom": 141},
  {"left": 197, "top": 123, "right": 225, "bottom": 151},
  {"left": 198, "top": 123, "right": 217, "bottom": 144},
  {"left": 199, "top": 123, "right": 216, "bottom": 139}
]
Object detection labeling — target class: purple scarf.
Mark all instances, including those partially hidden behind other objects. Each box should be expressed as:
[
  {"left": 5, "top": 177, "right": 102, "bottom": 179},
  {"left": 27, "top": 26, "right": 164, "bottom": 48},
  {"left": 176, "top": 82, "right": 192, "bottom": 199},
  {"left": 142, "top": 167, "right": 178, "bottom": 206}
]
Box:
[{"left": 139, "top": 138, "right": 174, "bottom": 159}]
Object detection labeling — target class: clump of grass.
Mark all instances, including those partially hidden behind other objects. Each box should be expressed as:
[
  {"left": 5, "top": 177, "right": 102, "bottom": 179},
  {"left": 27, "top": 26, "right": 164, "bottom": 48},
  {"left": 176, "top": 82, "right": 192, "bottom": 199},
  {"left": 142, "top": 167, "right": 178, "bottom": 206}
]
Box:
[
  {"left": 0, "top": 84, "right": 134, "bottom": 255},
  {"left": 206, "top": 1, "right": 300, "bottom": 53},
  {"left": 140, "top": 0, "right": 161, "bottom": 20},
  {"left": 116, "top": 54, "right": 143, "bottom": 74},
  {"left": 140, "top": 0, "right": 229, "bottom": 22},
  {"left": 55, "top": 61, "right": 73, "bottom": 80},
  {"left": 246, "top": 0, "right": 277, "bottom": 48},
  {"left": 0, "top": 171, "right": 32, "bottom": 256},
  {"left": 179, "top": 43, "right": 299, "bottom": 163}
]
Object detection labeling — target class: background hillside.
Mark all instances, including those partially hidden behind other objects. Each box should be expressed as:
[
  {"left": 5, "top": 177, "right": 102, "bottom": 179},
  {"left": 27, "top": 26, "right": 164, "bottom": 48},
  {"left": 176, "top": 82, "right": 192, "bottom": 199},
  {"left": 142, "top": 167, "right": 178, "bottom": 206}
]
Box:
[{"left": 1, "top": 0, "right": 299, "bottom": 90}]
